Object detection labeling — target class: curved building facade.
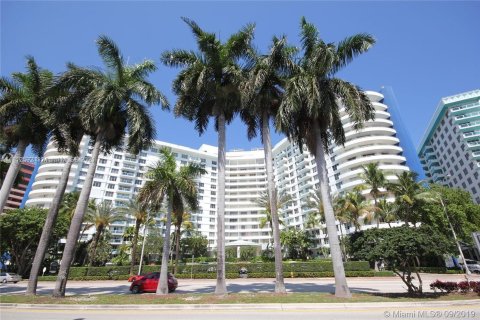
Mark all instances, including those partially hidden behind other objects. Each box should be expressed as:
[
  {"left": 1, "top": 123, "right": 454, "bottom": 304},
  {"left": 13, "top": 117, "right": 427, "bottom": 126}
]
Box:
[{"left": 27, "top": 90, "right": 412, "bottom": 251}]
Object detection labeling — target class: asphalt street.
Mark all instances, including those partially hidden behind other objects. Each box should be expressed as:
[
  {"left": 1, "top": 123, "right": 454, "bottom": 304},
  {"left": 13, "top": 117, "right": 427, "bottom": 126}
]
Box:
[{"left": 0, "top": 273, "right": 478, "bottom": 296}]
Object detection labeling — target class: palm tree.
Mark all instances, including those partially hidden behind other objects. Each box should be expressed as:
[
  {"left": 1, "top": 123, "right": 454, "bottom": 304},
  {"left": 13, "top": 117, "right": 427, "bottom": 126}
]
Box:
[
  {"left": 52, "top": 35, "right": 168, "bottom": 297},
  {"left": 361, "top": 162, "right": 387, "bottom": 227},
  {"left": 386, "top": 171, "right": 422, "bottom": 226},
  {"left": 241, "top": 36, "right": 296, "bottom": 293},
  {"left": 118, "top": 200, "right": 150, "bottom": 275},
  {"left": 27, "top": 82, "right": 87, "bottom": 295},
  {"left": 161, "top": 17, "right": 254, "bottom": 295},
  {"left": 0, "top": 56, "right": 52, "bottom": 213},
  {"left": 138, "top": 147, "right": 205, "bottom": 295},
  {"left": 376, "top": 199, "right": 398, "bottom": 228},
  {"left": 336, "top": 191, "right": 375, "bottom": 231},
  {"left": 254, "top": 190, "right": 290, "bottom": 242},
  {"left": 83, "top": 201, "right": 124, "bottom": 270},
  {"left": 305, "top": 189, "right": 326, "bottom": 229},
  {"left": 278, "top": 17, "right": 375, "bottom": 298}
]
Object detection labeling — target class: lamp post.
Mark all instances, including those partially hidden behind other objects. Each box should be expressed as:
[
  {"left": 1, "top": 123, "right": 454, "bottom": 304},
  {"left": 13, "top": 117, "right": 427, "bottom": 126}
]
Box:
[
  {"left": 442, "top": 175, "right": 471, "bottom": 276},
  {"left": 439, "top": 197, "right": 471, "bottom": 276}
]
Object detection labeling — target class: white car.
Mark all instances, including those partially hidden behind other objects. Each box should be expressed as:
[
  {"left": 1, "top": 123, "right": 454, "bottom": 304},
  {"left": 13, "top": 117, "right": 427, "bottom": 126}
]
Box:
[
  {"left": 0, "top": 272, "right": 22, "bottom": 283},
  {"left": 462, "top": 260, "right": 480, "bottom": 274}
]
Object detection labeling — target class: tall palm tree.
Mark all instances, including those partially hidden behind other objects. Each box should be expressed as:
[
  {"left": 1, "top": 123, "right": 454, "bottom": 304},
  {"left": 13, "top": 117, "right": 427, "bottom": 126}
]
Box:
[
  {"left": 161, "top": 17, "right": 254, "bottom": 295},
  {"left": 254, "top": 190, "right": 290, "bottom": 242},
  {"left": 386, "top": 171, "right": 422, "bottom": 226},
  {"left": 27, "top": 82, "right": 87, "bottom": 295},
  {"left": 117, "top": 199, "right": 150, "bottom": 275},
  {"left": 278, "top": 17, "right": 375, "bottom": 298},
  {"left": 241, "top": 36, "right": 296, "bottom": 293},
  {"left": 0, "top": 56, "right": 52, "bottom": 213},
  {"left": 138, "top": 148, "right": 205, "bottom": 295},
  {"left": 83, "top": 201, "right": 124, "bottom": 270},
  {"left": 52, "top": 36, "right": 168, "bottom": 297},
  {"left": 361, "top": 162, "right": 387, "bottom": 227}
]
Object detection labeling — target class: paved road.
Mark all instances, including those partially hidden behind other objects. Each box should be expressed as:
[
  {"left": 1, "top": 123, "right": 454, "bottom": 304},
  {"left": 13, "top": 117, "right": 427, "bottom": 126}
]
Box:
[
  {"left": 1, "top": 273, "right": 478, "bottom": 296},
  {"left": 3, "top": 303, "right": 480, "bottom": 320}
]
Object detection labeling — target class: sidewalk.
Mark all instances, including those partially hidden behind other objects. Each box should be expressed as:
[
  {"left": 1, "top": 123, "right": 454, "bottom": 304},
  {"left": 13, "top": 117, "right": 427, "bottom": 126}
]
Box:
[{"left": 2, "top": 299, "right": 479, "bottom": 310}]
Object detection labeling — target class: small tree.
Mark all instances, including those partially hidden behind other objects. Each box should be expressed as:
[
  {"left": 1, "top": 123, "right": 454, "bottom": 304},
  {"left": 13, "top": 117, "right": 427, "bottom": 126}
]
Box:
[
  {"left": 180, "top": 232, "right": 208, "bottom": 259},
  {"left": 280, "top": 229, "right": 312, "bottom": 260},
  {"left": 0, "top": 208, "right": 69, "bottom": 276},
  {"left": 348, "top": 226, "right": 453, "bottom": 294}
]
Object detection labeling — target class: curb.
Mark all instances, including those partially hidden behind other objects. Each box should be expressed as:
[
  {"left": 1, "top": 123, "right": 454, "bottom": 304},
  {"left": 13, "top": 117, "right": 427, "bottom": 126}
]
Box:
[{"left": 2, "top": 300, "right": 479, "bottom": 310}]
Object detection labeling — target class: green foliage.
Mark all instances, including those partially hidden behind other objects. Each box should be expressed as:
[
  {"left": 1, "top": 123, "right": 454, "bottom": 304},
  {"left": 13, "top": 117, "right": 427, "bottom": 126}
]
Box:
[
  {"left": 0, "top": 207, "right": 69, "bottom": 276},
  {"left": 280, "top": 229, "right": 313, "bottom": 260},
  {"left": 180, "top": 232, "right": 208, "bottom": 258},
  {"left": 142, "top": 227, "right": 164, "bottom": 264},
  {"left": 348, "top": 226, "right": 453, "bottom": 294},
  {"left": 111, "top": 245, "right": 130, "bottom": 266},
  {"left": 419, "top": 184, "right": 480, "bottom": 244},
  {"left": 87, "top": 233, "right": 112, "bottom": 266},
  {"left": 0, "top": 56, "right": 53, "bottom": 156}
]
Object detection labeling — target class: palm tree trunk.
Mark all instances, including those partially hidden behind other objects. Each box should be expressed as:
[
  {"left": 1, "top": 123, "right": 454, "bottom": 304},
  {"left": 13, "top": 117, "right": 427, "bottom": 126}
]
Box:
[
  {"left": 157, "top": 193, "right": 173, "bottom": 295},
  {"left": 374, "top": 197, "right": 380, "bottom": 228},
  {"left": 262, "top": 111, "right": 286, "bottom": 293},
  {"left": 129, "top": 219, "right": 141, "bottom": 275},
  {"left": 0, "top": 139, "right": 28, "bottom": 214},
  {"left": 215, "top": 112, "right": 227, "bottom": 295},
  {"left": 339, "top": 224, "right": 347, "bottom": 262},
  {"left": 52, "top": 135, "right": 103, "bottom": 297},
  {"left": 313, "top": 122, "right": 351, "bottom": 298},
  {"left": 87, "top": 225, "right": 103, "bottom": 275},
  {"left": 26, "top": 155, "right": 74, "bottom": 295},
  {"left": 174, "top": 224, "right": 181, "bottom": 274}
]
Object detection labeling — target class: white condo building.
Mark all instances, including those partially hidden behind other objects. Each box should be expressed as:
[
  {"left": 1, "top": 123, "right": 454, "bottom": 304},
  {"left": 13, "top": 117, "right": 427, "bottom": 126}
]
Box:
[{"left": 27, "top": 90, "right": 411, "bottom": 252}]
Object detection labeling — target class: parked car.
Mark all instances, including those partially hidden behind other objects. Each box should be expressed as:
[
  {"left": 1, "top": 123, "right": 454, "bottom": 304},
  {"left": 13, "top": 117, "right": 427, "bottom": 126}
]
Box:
[
  {"left": 129, "top": 272, "right": 178, "bottom": 293},
  {"left": 0, "top": 272, "right": 22, "bottom": 283},
  {"left": 462, "top": 259, "right": 480, "bottom": 274}
]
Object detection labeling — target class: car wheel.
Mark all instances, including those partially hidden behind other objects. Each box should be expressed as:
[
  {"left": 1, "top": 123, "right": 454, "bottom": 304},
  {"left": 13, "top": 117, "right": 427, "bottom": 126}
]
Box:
[
  {"left": 168, "top": 288, "right": 175, "bottom": 293},
  {"left": 131, "top": 285, "right": 141, "bottom": 294},
  {"left": 2, "top": 279, "right": 6, "bottom": 284}
]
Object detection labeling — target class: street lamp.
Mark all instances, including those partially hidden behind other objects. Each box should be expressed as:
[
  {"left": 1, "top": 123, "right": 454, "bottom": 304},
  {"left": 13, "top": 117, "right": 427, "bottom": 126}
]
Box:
[
  {"left": 441, "top": 175, "right": 471, "bottom": 277},
  {"left": 439, "top": 196, "right": 471, "bottom": 276}
]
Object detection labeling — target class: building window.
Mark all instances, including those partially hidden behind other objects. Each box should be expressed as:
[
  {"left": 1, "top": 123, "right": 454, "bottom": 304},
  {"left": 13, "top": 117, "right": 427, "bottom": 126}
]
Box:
[
  {"left": 93, "top": 181, "right": 102, "bottom": 187},
  {"left": 105, "top": 191, "right": 114, "bottom": 197},
  {"left": 114, "top": 154, "right": 122, "bottom": 159},
  {"left": 107, "top": 184, "right": 115, "bottom": 189},
  {"left": 97, "top": 166, "right": 105, "bottom": 171},
  {"left": 110, "top": 176, "right": 117, "bottom": 181},
  {"left": 99, "top": 159, "right": 107, "bottom": 164}
]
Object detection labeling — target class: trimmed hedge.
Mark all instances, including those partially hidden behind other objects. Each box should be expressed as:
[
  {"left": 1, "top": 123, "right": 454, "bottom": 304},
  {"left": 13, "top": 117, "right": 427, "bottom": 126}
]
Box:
[
  {"left": 38, "top": 270, "right": 393, "bottom": 281},
  {"left": 417, "top": 267, "right": 464, "bottom": 274},
  {"left": 177, "top": 261, "right": 370, "bottom": 274}
]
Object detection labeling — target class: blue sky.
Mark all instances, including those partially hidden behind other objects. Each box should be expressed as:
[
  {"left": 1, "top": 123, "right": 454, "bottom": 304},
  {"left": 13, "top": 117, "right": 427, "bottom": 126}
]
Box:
[{"left": 2, "top": 1, "right": 479, "bottom": 153}]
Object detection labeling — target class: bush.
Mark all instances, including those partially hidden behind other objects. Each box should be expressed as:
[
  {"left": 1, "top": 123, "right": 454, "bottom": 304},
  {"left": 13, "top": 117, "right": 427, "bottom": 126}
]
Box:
[
  {"left": 63, "top": 261, "right": 371, "bottom": 278},
  {"left": 417, "top": 267, "right": 463, "bottom": 274},
  {"left": 430, "top": 280, "right": 458, "bottom": 293}
]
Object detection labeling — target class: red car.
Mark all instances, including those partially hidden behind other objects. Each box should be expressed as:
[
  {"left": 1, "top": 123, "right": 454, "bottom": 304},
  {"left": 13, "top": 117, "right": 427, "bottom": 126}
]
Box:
[{"left": 129, "top": 272, "right": 178, "bottom": 294}]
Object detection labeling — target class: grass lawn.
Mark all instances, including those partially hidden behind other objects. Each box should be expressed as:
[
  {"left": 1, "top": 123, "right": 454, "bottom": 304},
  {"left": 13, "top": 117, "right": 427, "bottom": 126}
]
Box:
[{"left": 1, "top": 292, "right": 479, "bottom": 305}]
